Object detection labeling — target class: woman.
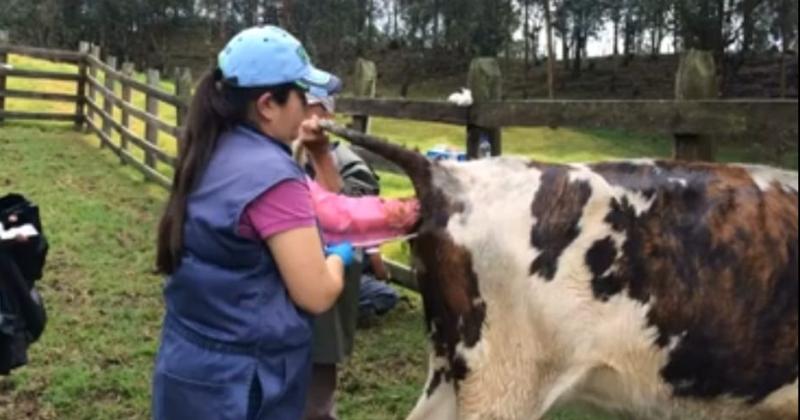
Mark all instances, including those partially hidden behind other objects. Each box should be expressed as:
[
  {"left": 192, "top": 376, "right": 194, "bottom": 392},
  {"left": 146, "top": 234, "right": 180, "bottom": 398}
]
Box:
[
  {"left": 153, "top": 26, "right": 353, "bottom": 420},
  {"left": 297, "top": 90, "right": 419, "bottom": 420}
]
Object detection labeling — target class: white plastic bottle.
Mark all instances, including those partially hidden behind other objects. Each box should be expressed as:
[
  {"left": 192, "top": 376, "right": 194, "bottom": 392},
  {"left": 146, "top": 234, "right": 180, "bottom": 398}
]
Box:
[{"left": 479, "top": 134, "right": 492, "bottom": 158}]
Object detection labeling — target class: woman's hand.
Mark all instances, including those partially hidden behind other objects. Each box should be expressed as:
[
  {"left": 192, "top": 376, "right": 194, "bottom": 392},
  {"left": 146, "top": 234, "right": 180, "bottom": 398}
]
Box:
[
  {"left": 384, "top": 199, "right": 421, "bottom": 229},
  {"left": 296, "top": 115, "right": 330, "bottom": 156},
  {"left": 325, "top": 242, "right": 355, "bottom": 266}
]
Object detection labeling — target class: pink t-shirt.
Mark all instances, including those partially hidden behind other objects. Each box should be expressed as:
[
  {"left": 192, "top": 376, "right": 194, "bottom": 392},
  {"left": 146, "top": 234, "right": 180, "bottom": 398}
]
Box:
[
  {"left": 307, "top": 179, "right": 419, "bottom": 246},
  {"left": 239, "top": 177, "right": 420, "bottom": 245},
  {"left": 239, "top": 180, "right": 316, "bottom": 240}
]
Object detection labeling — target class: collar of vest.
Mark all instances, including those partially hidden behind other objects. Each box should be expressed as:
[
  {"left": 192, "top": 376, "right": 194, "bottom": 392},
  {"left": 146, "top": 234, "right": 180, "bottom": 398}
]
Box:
[{"left": 237, "top": 124, "right": 292, "bottom": 156}]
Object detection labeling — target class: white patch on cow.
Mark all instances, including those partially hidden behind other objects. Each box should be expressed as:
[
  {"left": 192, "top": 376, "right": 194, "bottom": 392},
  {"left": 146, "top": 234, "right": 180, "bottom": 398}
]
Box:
[
  {"left": 427, "top": 321, "right": 438, "bottom": 340},
  {"left": 758, "top": 379, "right": 799, "bottom": 417},
  {"left": 631, "top": 158, "right": 657, "bottom": 165},
  {"left": 667, "top": 331, "right": 687, "bottom": 352},
  {"left": 406, "top": 353, "right": 459, "bottom": 420},
  {"left": 736, "top": 163, "right": 799, "bottom": 192},
  {"left": 455, "top": 334, "right": 489, "bottom": 370},
  {"left": 569, "top": 167, "right": 656, "bottom": 216},
  {"left": 667, "top": 177, "right": 688, "bottom": 187},
  {"left": 613, "top": 187, "right": 656, "bottom": 216}
]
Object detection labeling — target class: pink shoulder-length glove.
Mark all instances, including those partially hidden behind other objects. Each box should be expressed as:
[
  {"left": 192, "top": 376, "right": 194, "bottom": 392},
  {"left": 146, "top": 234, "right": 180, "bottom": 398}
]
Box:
[{"left": 307, "top": 178, "right": 420, "bottom": 247}]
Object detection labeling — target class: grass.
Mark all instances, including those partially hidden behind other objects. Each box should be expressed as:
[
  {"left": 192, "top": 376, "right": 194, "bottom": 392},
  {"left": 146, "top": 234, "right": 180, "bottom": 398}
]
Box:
[
  {"left": 0, "top": 123, "right": 436, "bottom": 419},
  {"left": 0, "top": 122, "right": 620, "bottom": 420},
  {"left": 1, "top": 53, "right": 795, "bottom": 420}
]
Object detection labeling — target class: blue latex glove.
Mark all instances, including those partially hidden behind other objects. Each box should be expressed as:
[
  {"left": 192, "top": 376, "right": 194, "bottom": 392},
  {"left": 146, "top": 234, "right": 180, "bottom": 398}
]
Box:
[{"left": 325, "top": 242, "right": 355, "bottom": 266}]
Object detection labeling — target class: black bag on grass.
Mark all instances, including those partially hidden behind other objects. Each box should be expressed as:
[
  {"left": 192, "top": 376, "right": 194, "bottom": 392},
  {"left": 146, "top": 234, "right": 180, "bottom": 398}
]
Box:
[{"left": 0, "top": 193, "right": 49, "bottom": 375}]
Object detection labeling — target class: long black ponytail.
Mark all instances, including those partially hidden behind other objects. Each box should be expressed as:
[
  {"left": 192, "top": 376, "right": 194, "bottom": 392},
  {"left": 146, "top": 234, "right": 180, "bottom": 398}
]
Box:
[{"left": 156, "top": 69, "right": 301, "bottom": 274}]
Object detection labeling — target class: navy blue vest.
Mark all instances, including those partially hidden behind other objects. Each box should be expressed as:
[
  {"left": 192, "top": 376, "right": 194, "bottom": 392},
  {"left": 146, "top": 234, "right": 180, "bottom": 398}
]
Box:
[
  {"left": 165, "top": 125, "right": 311, "bottom": 348},
  {"left": 154, "top": 126, "right": 315, "bottom": 419}
]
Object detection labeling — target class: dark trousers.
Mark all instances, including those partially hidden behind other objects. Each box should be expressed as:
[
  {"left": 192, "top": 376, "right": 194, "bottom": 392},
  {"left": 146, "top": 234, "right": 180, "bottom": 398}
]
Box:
[{"left": 302, "top": 363, "right": 338, "bottom": 420}]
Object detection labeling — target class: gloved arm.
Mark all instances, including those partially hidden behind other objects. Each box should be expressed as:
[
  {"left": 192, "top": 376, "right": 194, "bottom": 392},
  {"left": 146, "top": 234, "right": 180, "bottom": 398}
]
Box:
[{"left": 324, "top": 242, "right": 355, "bottom": 266}]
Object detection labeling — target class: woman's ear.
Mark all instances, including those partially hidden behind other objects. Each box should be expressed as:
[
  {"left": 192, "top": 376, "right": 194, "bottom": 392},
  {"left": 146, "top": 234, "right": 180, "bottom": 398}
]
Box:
[{"left": 254, "top": 91, "right": 275, "bottom": 121}]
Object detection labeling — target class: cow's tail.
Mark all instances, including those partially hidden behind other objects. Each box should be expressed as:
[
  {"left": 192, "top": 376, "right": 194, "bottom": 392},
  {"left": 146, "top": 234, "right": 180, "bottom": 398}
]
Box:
[{"left": 320, "top": 120, "right": 432, "bottom": 197}]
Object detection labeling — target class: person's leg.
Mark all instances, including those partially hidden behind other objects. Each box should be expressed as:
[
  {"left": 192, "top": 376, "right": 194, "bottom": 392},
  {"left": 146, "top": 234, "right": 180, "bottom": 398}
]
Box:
[
  {"left": 359, "top": 274, "right": 399, "bottom": 317},
  {"left": 302, "top": 363, "right": 338, "bottom": 420}
]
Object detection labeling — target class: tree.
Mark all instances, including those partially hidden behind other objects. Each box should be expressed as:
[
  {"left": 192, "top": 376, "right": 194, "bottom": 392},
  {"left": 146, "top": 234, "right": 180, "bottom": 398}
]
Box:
[
  {"left": 606, "top": 0, "right": 624, "bottom": 57},
  {"left": 642, "top": 0, "right": 669, "bottom": 57},
  {"left": 522, "top": 0, "right": 545, "bottom": 70},
  {"left": 543, "top": 0, "right": 557, "bottom": 98},
  {"left": 768, "top": 0, "right": 799, "bottom": 96}
]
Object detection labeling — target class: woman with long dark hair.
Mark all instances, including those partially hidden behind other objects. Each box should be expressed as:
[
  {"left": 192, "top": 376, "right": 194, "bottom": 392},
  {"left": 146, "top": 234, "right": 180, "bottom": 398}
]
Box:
[{"left": 152, "top": 26, "right": 354, "bottom": 420}]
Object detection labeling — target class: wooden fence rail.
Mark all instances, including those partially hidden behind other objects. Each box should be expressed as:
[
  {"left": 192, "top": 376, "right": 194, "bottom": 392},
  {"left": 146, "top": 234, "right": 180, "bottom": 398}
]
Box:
[{"left": 1, "top": 37, "right": 798, "bottom": 290}]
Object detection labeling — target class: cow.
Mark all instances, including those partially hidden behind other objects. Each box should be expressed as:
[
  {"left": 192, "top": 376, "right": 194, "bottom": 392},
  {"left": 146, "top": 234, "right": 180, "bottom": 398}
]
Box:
[{"left": 320, "top": 122, "right": 799, "bottom": 420}]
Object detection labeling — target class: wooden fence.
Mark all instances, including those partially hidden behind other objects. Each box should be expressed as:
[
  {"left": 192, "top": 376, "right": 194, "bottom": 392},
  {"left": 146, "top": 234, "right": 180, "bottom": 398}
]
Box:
[{"left": 1, "top": 35, "right": 798, "bottom": 290}]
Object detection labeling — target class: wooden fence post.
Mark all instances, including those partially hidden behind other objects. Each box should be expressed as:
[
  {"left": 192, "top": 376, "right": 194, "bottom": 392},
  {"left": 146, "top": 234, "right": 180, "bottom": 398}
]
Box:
[
  {"left": 674, "top": 50, "right": 717, "bottom": 161},
  {"left": 86, "top": 44, "right": 101, "bottom": 127},
  {"left": 351, "top": 58, "right": 376, "bottom": 133},
  {"left": 0, "top": 30, "right": 9, "bottom": 125},
  {"left": 120, "top": 62, "right": 135, "bottom": 151},
  {"left": 175, "top": 67, "right": 192, "bottom": 129},
  {"left": 75, "top": 41, "right": 90, "bottom": 130},
  {"left": 467, "top": 58, "right": 503, "bottom": 159},
  {"left": 101, "top": 55, "right": 117, "bottom": 147},
  {"left": 145, "top": 69, "right": 160, "bottom": 168}
]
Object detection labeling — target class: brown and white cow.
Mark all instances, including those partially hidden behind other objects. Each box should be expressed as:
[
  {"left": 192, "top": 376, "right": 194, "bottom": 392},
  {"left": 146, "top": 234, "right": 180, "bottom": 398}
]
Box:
[{"left": 324, "top": 122, "right": 798, "bottom": 420}]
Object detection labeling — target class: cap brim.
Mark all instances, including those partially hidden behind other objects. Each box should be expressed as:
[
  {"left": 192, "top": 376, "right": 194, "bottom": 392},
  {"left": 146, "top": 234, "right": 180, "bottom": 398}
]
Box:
[{"left": 300, "top": 66, "right": 342, "bottom": 96}]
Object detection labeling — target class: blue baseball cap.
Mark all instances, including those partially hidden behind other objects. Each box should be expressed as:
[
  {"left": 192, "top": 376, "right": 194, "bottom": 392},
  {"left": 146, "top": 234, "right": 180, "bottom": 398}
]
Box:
[{"left": 218, "top": 25, "right": 342, "bottom": 95}]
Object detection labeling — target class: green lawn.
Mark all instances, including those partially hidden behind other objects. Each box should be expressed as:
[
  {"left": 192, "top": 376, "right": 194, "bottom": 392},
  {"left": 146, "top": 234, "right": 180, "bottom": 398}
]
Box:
[
  {"left": 0, "top": 53, "right": 795, "bottom": 420},
  {"left": 0, "top": 123, "right": 623, "bottom": 420},
  {"left": 0, "top": 123, "right": 430, "bottom": 419}
]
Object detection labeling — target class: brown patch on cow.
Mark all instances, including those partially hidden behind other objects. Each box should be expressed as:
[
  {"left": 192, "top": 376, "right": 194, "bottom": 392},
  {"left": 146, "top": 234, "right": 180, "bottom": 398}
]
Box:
[
  {"left": 332, "top": 126, "right": 486, "bottom": 398},
  {"left": 529, "top": 166, "right": 593, "bottom": 280},
  {"left": 591, "top": 160, "right": 799, "bottom": 403},
  {"left": 411, "top": 177, "right": 487, "bottom": 391},
  {"left": 415, "top": 229, "right": 486, "bottom": 362},
  {"left": 427, "top": 368, "right": 450, "bottom": 397}
]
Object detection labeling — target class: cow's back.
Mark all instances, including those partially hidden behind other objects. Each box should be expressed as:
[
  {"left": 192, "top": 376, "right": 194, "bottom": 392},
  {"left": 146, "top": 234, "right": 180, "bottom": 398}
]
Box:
[{"left": 586, "top": 161, "right": 798, "bottom": 407}]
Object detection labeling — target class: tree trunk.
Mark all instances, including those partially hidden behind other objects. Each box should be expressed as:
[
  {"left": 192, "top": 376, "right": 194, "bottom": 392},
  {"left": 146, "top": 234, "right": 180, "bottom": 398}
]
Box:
[
  {"left": 623, "top": 11, "right": 633, "bottom": 65},
  {"left": 624, "top": 13, "right": 632, "bottom": 56},
  {"left": 394, "top": 0, "right": 399, "bottom": 38},
  {"left": 716, "top": 0, "right": 725, "bottom": 59},
  {"left": 779, "top": 0, "right": 791, "bottom": 98},
  {"left": 780, "top": 50, "right": 787, "bottom": 98},
  {"left": 613, "top": 16, "right": 620, "bottom": 57},
  {"left": 524, "top": 0, "right": 530, "bottom": 74},
  {"left": 505, "top": 0, "right": 514, "bottom": 70},
  {"left": 572, "top": 11, "right": 583, "bottom": 75},
  {"left": 433, "top": 0, "right": 440, "bottom": 48},
  {"left": 218, "top": 0, "right": 228, "bottom": 41},
  {"left": 367, "top": 0, "right": 374, "bottom": 50},
  {"left": 573, "top": 30, "right": 582, "bottom": 75},
  {"left": 533, "top": 30, "right": 541, "bottom": 66},
  {"left": 543, "top": 0, "right": 556, "bottom": 99},
  {"left": 673, "top": 1, "right": 681, "bottom": 53},
  {"left": 247, "top": 0, "right": 258, "bottom": 25},
  {"left": 651, "top": 9, "right": 663, "bottom": 57},
  {"left": 279, "top": 0, "right": 293, "bottom": 31},
  {"left": 741, "top": 0, "right": 756, "bottom": 55}
]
